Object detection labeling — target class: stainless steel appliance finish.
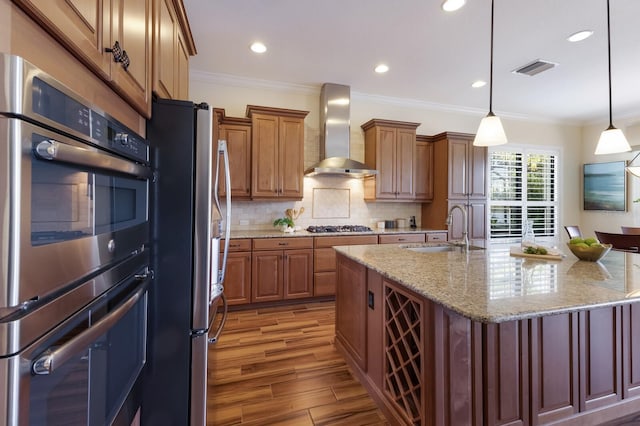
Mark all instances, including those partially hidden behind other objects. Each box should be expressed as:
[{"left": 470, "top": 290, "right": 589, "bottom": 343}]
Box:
[
  {"left": 0, "top": 53, "right": 151, "bottom": 318},
  {"left": 304, "top": 83, "right": 377, "bottom": 177},
  {"left": 0, "top": 54, "right": 151, "bottom": 426},
  {"left": 145, "top": 98, "right": 231, "bottom": 426}
]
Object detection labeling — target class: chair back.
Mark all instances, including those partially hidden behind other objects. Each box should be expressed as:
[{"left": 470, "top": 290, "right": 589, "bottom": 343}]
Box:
[
  {"left": 594, "top": 231, "right": 640, "bottom": 252},
  {"left": 621, "top": 226, "right": 640, "bottom": 235},
  {"left": 564, "top": 225, "right": 582, "bottom": 239}
]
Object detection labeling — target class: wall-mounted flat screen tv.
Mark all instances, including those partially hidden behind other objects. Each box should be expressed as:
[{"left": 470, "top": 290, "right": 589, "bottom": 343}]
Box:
[{"left": 583, "top": 160, "right": 626, "bottom": 211}]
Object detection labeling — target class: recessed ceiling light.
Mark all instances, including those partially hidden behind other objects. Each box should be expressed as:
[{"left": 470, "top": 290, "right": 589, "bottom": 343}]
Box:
[
  {"left": 250, "top": 42, "right": 267, "bottom": 53},
  {"left": 442, "top": 0, "right": 466, "bottom": 12},
  {"left": 567, "top": 30, "right": 594, "bottom": 43},
  {"left": 472, "top": 80, "right": 487, "bottom": 88},
  {"left": 374, "top": 64, "right": 389, "bottom": 74}
]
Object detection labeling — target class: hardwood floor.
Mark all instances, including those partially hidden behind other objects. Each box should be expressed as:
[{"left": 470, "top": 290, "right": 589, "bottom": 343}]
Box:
[{"left": 207, "top": 301, "right": 389, "bottom": 425}]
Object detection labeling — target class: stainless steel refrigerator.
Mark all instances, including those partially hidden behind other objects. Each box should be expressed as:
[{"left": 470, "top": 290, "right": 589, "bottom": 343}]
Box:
[{"left": 144, "top": 98, "right": 231, "bottom": 425}]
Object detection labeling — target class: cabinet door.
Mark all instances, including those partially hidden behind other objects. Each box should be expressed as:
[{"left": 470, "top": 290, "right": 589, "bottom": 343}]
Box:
[
  {"left": 279, "top": 116, "right": 304, "bottom": 199},
  {"left": 414, "top": 139, "right": 433, "bottom": 201},
  {"left": 222, "top": 252, "right": 251, "bottom": 305},
  {"left": 375, "top": 126, "right": 398, "bottom": 199},
  {"left": 251, "top": 250, "right": 283, "bottom": 302},
  {"left": 448, "top": 138, "right": 469, "bottom": 198},
  {"left": 176, "top": 29, "right": 190, "bottom": 100},
  {"left": 251, "top": 113, "right": 279, "bottom": 198},
  {"left": 219, "top": 123, "right": 251, "bottom": 198},
  {"left": 12, "top": 0, "right": 111, "bottom": 78},
  {"left": 468, "top": 201, "right": 486, "bottom": 242},
  {"left": 468, "top": 144, "right": 487, "bottom": 198},
  {"left": 284, "top": 249, "right": 313, "bottom": 299},
  {"left": 111, "top": 0, "right": 152, "bottom": 117},
  {"left": 153, "top": 0, "right": 177, "bottom": 99},
  {"left": 396, "top": 128, "right": 416, "bottom": 199},
  {"left": 447, "top": 200, "right": 466, "bottom": 241}
]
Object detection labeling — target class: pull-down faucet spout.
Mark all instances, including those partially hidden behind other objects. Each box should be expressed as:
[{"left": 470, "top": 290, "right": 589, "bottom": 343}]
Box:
[{"left": 446, "top": 204, "right": 469, "bottom": 252}]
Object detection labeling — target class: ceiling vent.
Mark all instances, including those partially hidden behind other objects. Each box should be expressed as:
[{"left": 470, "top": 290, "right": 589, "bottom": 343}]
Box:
[{"left": 512, "top": 59, "right": 557, "bottom": 76}]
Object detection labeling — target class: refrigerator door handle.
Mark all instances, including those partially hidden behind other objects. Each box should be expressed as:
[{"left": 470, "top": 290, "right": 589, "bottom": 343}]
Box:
[
  {"left": 214, "top": 139, "right": 231, "bottom": 285},
  {"left": 208, "top": 293, "right": 228, "bottom": 345}
]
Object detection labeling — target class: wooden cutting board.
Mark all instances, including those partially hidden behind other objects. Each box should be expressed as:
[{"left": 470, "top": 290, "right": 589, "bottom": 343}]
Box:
[{"left": 509, "top": 246, "right": 565, "bottom": 261}]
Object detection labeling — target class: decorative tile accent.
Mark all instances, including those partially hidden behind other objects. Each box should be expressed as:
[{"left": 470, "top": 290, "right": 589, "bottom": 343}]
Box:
[{"left": 312, "top": 188, "right": 350, "bottom": 218}]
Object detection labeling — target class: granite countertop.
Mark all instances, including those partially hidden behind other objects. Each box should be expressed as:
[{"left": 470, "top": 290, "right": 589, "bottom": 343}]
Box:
[
  {"left": 333, "top": 243, "right": 640, "bottom": 323},
  {"left": 227, "top": 228, "right": 445, "bottom": 239}
]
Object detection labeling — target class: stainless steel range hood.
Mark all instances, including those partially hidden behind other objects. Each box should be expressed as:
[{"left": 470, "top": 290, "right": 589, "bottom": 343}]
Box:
[{"left": 304, "top": 83, "right": 377, "bottom": 177}]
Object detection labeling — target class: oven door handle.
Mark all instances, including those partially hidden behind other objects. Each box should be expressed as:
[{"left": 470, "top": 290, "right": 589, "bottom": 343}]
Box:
[
  {"left": 31, "top": 279, "right": 148, "bottom": 375},
  {"left": 34, "top": 139, "right": 151, "bottom": 179}
]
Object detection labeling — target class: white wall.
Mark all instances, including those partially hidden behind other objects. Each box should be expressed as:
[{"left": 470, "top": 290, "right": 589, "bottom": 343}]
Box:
[{"left": 190, "top": 71, "right": 584, "bottom": 235}]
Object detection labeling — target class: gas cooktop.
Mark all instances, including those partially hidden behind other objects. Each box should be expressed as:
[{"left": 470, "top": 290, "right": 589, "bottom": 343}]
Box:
[{"left": 306, "top": 225, "right": 373, "bottom": 233}]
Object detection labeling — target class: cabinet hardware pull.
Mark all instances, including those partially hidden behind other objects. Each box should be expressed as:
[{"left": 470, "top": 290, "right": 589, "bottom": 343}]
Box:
[
  {"left": 105, "top": 41, "right": 124, "bottom": 63},
  {"left": 278, "top": 242, "right": 287, "bottom": 246}
]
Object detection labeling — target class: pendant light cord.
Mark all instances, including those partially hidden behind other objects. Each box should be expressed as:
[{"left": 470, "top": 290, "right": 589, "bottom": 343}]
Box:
[
  {"left": 606, "top": 0, "right": 613, "bottom": 128},
  {"left": 489, "top": 0, "right": 495, "bottom": 115}
]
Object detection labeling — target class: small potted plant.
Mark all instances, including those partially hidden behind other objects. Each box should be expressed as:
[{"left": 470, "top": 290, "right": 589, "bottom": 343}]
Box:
[{"left": 273, "top": 217, "right": 294, "bottom": 232}]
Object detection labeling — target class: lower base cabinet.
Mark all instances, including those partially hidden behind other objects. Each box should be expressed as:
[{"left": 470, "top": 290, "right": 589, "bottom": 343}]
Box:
[{"left": 335, "top": 253, "right": 640, "bottom": 426}]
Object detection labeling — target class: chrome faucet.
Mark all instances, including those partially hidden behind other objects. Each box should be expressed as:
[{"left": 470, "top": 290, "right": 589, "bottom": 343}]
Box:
[{"left": 446, "top": 204, "right": 469, "bottom": 251}]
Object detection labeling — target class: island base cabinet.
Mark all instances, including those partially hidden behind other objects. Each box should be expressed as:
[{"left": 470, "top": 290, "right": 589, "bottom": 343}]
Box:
[{"left": 335, "top": 253, "right": 640, "bottom": 426}]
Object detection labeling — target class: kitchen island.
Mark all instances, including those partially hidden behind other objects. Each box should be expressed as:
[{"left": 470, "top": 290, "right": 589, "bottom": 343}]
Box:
[{"left": 334, "top": 243, "right": 640, "bottom": 425}]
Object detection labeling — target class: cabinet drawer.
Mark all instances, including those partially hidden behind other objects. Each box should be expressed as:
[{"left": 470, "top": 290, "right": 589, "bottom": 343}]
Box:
[
  {"left": 315, "top": 247, "right": 337, "bottom": 272},
  {"left": 252, "top": 237, "right": 313, "bottom": 250},
  {"left": 426, "top": 233, "right": 448, "bottom": 242},
  {"left": 314, "top": 272, "right": 336, "bottom": 296},
  {"left": 314, "top": 235, "right": 378, "bottom": 248},
  {"left": 378, "top": 234, "right": 426, "bottom": 244},
  {"left": 221, "top": 239, "right": 252, "bottom": 252}
]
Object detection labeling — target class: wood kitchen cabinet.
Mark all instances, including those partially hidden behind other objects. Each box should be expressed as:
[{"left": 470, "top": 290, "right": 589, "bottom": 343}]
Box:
[
  {"left": 246, "top": 105, "right": 309, "bottom": 200},
  {"left": 362, "top": 119, "right": 421, "bottom": 201},
  {"left": 220, "top": 239, "right": 251, "bottom": 305},
  {"left": 153, "top": 0, "right": 195, "bottom": 101},
  {"left": 13, "top": 0, "right": 154, "bottom": 117},
  {"left": 214, "top": 109, "right": 252, "bottom": 199},
  {"left": 313, "top": 235, "right": 378, "bottom": 296},
  {"left": 251, "top": 237, "right": 313, "bottom": 302},
  {"left": 421, "top": 132, "right": 488, "bottom": 244},
  {"left": 414, "top": 135, "right": 434, "bottom": 202},
  {"left": 335, "top": 254, "right": 367, "bottom": 370}
]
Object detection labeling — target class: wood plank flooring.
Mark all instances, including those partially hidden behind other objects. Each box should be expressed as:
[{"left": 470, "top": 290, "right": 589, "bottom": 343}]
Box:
[{"left": 207, "top": 301, "right": 389, "bottom": 425}]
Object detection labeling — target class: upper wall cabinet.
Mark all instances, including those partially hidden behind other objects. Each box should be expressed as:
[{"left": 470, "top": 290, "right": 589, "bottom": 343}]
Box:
[
  {"left": 153, "top": 0, "right": 195, "bottom": 101},
  {"left": 361, "top": 119, "right": 421, "bottom": 202},
  {"left": 415, "top": 135, "right": 434, "bottom": 202},
  {"left": 246, "top": 105, "right": 309, "bottom": 200},
  {"left": 12, "top": 0, "right": 187, "bottom": 118},
  {"left": 214, "top": 108, "right": 252, "bottom": 200}
]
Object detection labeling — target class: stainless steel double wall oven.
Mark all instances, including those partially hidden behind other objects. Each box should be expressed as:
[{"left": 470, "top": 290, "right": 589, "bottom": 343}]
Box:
[{"left": 0, "top": 54, "right": 151, "bottom": 425}]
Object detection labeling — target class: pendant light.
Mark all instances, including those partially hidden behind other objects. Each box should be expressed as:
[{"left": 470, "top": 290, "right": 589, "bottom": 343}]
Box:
[
  {"left": 594, "top": 0, "right": 631, "bottom": 155},
  {"left": 473, "top": 0, "right": 508, "bottom": 147}
]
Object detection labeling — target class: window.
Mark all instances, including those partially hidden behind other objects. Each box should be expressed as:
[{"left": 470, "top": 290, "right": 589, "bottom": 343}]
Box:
[{"left": 489, "top": 148, "right": 558, "bottom": 241}]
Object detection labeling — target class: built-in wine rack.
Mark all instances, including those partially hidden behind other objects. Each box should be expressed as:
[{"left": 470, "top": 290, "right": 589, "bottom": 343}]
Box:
[{"left": 384, "top": 283, "right": 423, "bottom": 425}]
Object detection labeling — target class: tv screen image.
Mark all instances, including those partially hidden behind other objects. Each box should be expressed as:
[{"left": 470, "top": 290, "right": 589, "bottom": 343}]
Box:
[{"left": 583, "top": 160, "right": 626, "bottom": 211}]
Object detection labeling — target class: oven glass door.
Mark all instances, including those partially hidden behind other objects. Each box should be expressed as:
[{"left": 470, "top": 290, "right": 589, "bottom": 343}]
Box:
[
  {"left": 27, "top": 273, "right": 148, "bottom": 425},
  {"left": 31, "top": 133, "right": 148, "bottom": 245},
  {"left": 3, "top": 118, "right": 150, "bottom": 311}
]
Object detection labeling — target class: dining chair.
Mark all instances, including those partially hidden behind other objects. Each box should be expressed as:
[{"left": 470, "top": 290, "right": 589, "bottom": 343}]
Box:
[
  {"left": 621, "top": 226, "right": 640, "bottom": 235},
  {"left": 564, "top": 225, "right": 582, "bottom": 239}
]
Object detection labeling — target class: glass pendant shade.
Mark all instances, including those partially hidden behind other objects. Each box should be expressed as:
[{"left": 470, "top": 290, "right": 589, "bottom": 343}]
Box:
[
  {"left": 594, "top": 125, "right": 631, "bottom": 155},
  {"left": 626, "top": 166, "right": 640, "bottom": 178},
  {"left": 473, "top": 112, "right": 507, "bottom": 146}
]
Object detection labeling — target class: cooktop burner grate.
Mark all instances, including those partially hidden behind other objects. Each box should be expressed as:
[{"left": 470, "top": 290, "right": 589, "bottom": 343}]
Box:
[{"left": 306, "top": 225, "right": 373, "bottom": 233}]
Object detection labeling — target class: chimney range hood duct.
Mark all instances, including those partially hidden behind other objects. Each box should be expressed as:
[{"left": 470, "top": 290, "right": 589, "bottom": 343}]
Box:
[{"left": 304, "top": 83, "right": 377, "bottom": 177}]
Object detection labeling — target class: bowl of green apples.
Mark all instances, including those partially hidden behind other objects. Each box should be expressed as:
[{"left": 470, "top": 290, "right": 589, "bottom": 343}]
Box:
[{"left": 567, "top": 237, "right": 612, "bottom": 262}]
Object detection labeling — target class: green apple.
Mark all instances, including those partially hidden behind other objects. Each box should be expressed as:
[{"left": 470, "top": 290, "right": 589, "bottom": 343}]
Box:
[
  {"left": 584, "top": 237, "right": 599, "bottom": 246},
  {"left": 570, "top": 237, "right": 585, "bottom": 245},
  {"left": 574, "top": 242, "right": 589, "bottom": 248}
]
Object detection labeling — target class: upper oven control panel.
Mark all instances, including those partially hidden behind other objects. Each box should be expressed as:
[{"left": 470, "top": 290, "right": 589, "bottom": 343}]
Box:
[
  {"left": 32, "top": 77, "right": 148, "bottom": 163},
  {"left": 0, "top": 53, "right": 148, "bottom": 164}
]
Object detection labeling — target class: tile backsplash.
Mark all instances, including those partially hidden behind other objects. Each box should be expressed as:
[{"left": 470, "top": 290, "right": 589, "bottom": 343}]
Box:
[{"left": 226, "top": 175, "right": 423, "bottom": 230}]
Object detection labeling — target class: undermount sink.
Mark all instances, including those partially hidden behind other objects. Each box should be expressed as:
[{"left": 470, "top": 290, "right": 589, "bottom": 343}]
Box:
[{"left": 403, "top": 243, "right": 484, "bottom": 253}]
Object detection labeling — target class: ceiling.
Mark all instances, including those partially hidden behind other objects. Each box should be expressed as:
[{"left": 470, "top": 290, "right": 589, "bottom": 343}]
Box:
[{"left": 184, "top": 0, "right": 640, "bottom": 125}]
